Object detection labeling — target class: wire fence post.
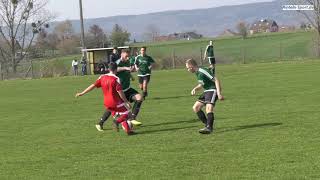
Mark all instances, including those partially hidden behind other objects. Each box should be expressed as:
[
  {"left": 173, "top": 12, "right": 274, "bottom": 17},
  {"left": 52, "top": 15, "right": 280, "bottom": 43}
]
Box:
[
  {"left": 172, "top": 48, "right": 176, "bottom": 69},
  {"left": 200, "top": 47, "right": 203, "bottom": 66}
]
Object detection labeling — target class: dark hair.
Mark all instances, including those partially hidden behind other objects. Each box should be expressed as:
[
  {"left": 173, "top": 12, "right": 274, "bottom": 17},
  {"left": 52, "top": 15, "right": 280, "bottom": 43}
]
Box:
[
  {"left": 121, "top": 49, "right": 130, "bottom": 54},
  {"left": 141, "top": 46, "right": 147, "bottom": 50},
  {"left": 108, "top": 62, "right": 118, "bottom": 72},
  {"left": 113, "top": 47, "right": 118, "bottom": 50}
]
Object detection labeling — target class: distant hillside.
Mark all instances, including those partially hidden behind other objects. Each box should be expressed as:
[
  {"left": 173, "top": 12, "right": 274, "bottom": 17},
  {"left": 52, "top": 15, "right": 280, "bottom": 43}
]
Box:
[{"left": 50, "top": 0, "right": 305, "bottom": 40}]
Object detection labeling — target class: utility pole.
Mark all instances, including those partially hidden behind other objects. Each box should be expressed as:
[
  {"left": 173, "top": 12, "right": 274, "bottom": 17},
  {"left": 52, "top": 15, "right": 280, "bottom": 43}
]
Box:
[
  {"left": 79, "top": 0, "right": 86, "bottom": 51},
  {"left": 79, "top": 0, "right": 89, "bottom": 73}
]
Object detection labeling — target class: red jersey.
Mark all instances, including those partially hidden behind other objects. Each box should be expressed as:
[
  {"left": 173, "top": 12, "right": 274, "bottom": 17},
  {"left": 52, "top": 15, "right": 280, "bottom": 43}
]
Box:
[{"left": 94, "top": 73, "right": 123, "bottom": 109}]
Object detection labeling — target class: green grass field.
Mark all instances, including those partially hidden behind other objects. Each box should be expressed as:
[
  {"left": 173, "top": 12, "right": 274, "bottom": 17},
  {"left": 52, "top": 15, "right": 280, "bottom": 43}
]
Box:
[
  {"left": 19, "top": 31, "right": 315, "bottom": 78},
  {"left": 1, "top": 60, "right": 320, "bottom": 179},
  {"left": 133, "top": 31, "right": 316, "bottom": 65}
]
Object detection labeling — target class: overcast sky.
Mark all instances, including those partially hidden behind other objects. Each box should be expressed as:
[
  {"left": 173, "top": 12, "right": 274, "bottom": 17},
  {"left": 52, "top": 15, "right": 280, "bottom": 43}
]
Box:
[{"left": 47, "top": 0, "right": 274, "bottom": 21}]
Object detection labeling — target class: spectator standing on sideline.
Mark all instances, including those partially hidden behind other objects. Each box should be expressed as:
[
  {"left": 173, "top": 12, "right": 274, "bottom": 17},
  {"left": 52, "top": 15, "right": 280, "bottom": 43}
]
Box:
[
  {"left": 80, "top": 57, "right": 87, "bottom": 75},
  {"left": 109, "top": 47, "right": 120, "bottom": 63},
  {"left": 72, "top": 59, "right": 79, "bottom": 76}
]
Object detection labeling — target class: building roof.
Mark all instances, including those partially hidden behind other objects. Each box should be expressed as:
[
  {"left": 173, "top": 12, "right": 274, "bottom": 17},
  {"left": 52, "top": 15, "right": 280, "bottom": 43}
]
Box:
[{"left": 250, "top": 19, "right": 278, "bottom": 29}]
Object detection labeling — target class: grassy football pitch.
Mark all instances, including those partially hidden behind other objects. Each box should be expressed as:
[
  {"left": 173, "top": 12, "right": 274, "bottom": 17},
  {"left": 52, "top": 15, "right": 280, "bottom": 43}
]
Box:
[{"left": 1, "top": 60, "right": 320, "bottom": 179}]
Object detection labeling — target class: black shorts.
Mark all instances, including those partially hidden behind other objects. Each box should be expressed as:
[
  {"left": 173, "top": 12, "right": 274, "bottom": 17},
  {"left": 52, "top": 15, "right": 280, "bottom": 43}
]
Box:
[
  {"left": 124, "top": 88, "right": 139, "bottom": 103},
  {"left": 138, "top": 75, "right": 151, "bottom": 84},
  {"left": 197, "top": 90, "right": 218, "bottom": 105},
  {"left": 208, "top": 57, "right": 216, "bottom": 65}
]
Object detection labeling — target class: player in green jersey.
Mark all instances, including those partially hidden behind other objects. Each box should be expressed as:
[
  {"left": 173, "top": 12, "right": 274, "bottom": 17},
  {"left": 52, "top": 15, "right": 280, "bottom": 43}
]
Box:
[
  {"left": 134, "top": 47, "right": 155, "bottom": 99},
  {"left": 96, "top": 50, "right": 144, "bottom": 131},
  {"left": 204, "top": 40, "right": 216, "bottom": 75},
  {"left": 129, "top": 50, "right": 139, "bottom": 81},
  {"left": 130, "top": 48, "right": 138, "bottom": 70},
  {"left": 186, "top": 59, "right": 224, "bottom": 134}
]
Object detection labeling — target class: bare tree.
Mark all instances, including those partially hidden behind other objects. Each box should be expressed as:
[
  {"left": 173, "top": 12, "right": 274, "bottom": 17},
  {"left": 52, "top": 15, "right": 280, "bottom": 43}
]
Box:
[
  {"left": 110, "top": 24, "right": 130, "bottom": 47},
  {"left": 0, "top": 0, "right": 52, "bottom": 73},
  {"left": 54, "top": 20, "right": 74, "bottom": 42},
  {"left": 144, "top": 24, "right": 160, "bottom": 42},
  {"left": 56, "top": 37, "right": 79, "bottom": 55},
  {"left": 292, "top": 0, "right": 320, "bottom": 56},
  {"left": 53, "top": 20, "right": 79, "bottom": 55},
  {"left": 46, "top": 33, "right": 59, "bottom": 53},
  {"left": 237, "top": 21, "right": 249, "bottom": 39},
  {"left": 86, "top": 24, "right": 107, "bottom": 48}
]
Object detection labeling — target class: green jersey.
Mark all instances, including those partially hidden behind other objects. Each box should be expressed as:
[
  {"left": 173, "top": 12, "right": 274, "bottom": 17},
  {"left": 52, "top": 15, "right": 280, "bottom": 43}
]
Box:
[
  {"left": 116, "top": 59, "right": 131, "bottom": 91},
  {"left": 206, "top": 45, "right": 214, "bottom": 58},
  {"left": 129, "top": 56, "right": 135, "bottom": 66},
  {"left": 195, "top": 67, "right": 216, "bottom": 91},
  {"left": 134, "top": 54, "right": 155, "bottom": 76}
]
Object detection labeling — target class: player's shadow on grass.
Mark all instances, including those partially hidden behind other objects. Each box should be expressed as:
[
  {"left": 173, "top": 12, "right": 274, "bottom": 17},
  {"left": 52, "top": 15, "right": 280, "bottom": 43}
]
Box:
[
  {"left": 138, "top": 125, "right": 198, "bottom": 135},
  {"left": 218, "top": 122, "right": 282, "bottom": 133},
  {"left": 102, "top": 119, "right": 198, "bottom": 132},
  {"left": 149, "top": 95, "right": 191, "bottom": 100},
  {"left": 142, "top": 119, "right": 198, "bottom": 128},
  {"left": 137, "top": 119, "right": 199, "bottom": 135}
]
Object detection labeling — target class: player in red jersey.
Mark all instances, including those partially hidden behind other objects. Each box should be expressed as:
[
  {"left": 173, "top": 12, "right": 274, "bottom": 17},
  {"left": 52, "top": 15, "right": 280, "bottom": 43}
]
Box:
[{"left": 75, "top": 62, "right": 135, "bottom": 135}]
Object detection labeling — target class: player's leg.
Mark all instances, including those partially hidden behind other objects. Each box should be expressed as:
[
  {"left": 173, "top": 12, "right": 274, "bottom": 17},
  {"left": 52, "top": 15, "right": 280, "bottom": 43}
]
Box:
[
  {"left": 208, "top": 58, "right": 216, "bottom": 75},
  {"left": 209, "top": 64, "right": 215, "bottom": 75},
  {"left": 205, "top": 103, "right": 215, "bottom": 131},
  {"left": 125, "top": 88, "right": 143, "bottom": 126},
  {"left": 96, "top": 110, "right": 112, "bottom": 131},
  {"left": 193, "top": 100, "right": 206, "bottom": 125},
  {"left": 206, "top": 90, "right": 218, "bottom": 131},
  {"left": 138, "top": 76, "right": 143, "bottom": 90},
  {"left": 199, "top": 90, "right": 217, "bottom": 134},
  {"left": 142, "top": 75, "right": 150, "bottom": 98},
  {"left": 131, "top": 93, "right": 143, "bottom": 125},
  {"left": 113, "top": 106, "right": 135, "bottom": 135},
  {"left": 118, "top": 113, "right": 135, "bottom": 135}
]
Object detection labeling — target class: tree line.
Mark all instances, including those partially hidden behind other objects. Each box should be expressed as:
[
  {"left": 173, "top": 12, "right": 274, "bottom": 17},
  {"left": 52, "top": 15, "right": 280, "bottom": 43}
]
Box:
[
  {"left": 0, "top": 0, "right": 131, "bottom": 75},
  {"left": 33, "top": 21, "right": 131, "bottom": 56}
]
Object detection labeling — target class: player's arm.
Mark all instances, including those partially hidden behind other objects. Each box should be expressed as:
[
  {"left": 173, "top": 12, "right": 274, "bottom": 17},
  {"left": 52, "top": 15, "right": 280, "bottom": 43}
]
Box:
[
  {"left": 130, "top": 62, "right": 136, "bottom": 72},
  {"left": 213, "top": 77, "right": 224, "bottom": 100},
  {"left": 130, "top": 66, "right": 136, "bottom": 72},
  {"left": 75, "top": 84, "right": 96, "bottom": 97},
  {"left": 117, "top": 66, "right": 131, "bottom": 72},
  {"left": 117, "top": 90, "right": 131, "bottom": 109},
  {"left": 191, "top": 84, "right": 203, "bottom": 96},
  {"left": 203, "top": 46, "right": 208, "bottom": 60},
  {"left": 134, "top": 56, "right": 139, "bottom": 71},
  {"left": 134, "top": 64, "right": 139, "bottom": 72},
  {"left": 148, "top": 63, "right": 153, "bottom": 70},
  {"left": 148, "top": 57, "right": 155, "bottom": 70}
]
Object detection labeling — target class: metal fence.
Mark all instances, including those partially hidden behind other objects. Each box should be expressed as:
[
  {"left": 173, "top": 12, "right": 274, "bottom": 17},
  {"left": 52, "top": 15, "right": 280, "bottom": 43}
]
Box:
[
  {"left": 0, "top": 36, "right": 318, "bottom": 80},
  {"left": 0, "top": 58, "right": 76, "bottom": 80},
  {"left": 145, "top": 39, "right": 318, "bottom": 69}
]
